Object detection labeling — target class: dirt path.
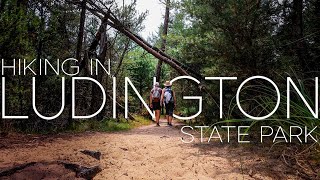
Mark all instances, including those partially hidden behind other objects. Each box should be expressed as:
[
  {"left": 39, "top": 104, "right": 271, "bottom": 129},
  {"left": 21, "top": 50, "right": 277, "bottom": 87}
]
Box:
[{"left": 0, "top": 119, "right": 297, "bottom": 179}]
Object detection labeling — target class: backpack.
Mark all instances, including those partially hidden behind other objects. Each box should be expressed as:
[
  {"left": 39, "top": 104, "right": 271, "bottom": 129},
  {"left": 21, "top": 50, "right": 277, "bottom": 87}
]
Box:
[
  {"left": 164, "top": 87, "right": 174, "bottom": 104},
  {"left": 152, "top": 87, "right": 161, "bottom": 102}
]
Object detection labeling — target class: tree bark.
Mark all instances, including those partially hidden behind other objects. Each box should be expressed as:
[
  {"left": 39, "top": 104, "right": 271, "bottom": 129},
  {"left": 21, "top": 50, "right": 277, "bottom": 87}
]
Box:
[
  {"left": 67, "top": 18, "right": 108, "bottom": 125},
  {"left": 0, "top": 0, "right": 6, "bottom": 12},
  {"left": 292, "top": 0, "right": 308, "bottom": 73},
  {"left": 0, "top": 162, "right": 37, "bottom": 177},
  {"left": 90, "top": 22, "right": 108, "bottom": 121},
  {"left": 107, "top": 21, "right": 190, "bottom": 77},
  {"left": 61, "top": 162, "right": 102, "bottom": 179},
  {"left": 80, "top": 150, "right": 101, "bottom": 160},
  {"left": 155, "top": 0, "right": 170, "bottom": 82},
  {"left": 114, "top": 40, "right": 130, "bottom": 77},
  {"left": 76, "top": 0, "right": 87, "bottom": 61},
  {"left": 106, "top": 20, "right": 203, "bottom": 80},
  {"left": 312, "top": 0, "right": 320, "bottom": 73}
]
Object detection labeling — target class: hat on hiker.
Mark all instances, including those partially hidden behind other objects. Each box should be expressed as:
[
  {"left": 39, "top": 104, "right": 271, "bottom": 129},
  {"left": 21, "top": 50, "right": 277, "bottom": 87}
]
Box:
[
  {"left": 154, "top": 82, "right": 160, "bottom": 87},
  {"left": 164, "top": 81, "right": 172, "bottom": 87}
]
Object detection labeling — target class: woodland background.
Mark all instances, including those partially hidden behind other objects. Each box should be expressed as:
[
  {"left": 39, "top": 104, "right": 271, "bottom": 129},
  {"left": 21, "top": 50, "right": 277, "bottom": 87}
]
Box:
[{"left": 0, "top": 0, "right": 320, "bottom": 137}]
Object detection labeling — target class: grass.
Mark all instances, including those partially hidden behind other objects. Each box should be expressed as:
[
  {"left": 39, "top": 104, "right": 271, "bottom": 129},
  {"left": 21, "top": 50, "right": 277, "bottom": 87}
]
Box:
[
  {"left": 3, "top": 115, "right": 153, "bottom": 135},
  {"left": 68, "top": 115, "right": 153, "bottom": 133},
  {"left": 217, "top": 75, "right": 320, "bottom": 142}
]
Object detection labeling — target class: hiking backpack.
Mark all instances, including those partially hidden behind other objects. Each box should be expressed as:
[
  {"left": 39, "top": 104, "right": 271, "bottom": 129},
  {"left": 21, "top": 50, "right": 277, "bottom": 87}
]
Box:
[
  {"left": 164, "top": 87, "right": 174, "bottom": 104},
  {"left": 152, "top": 87, "right": 161, "bottom": 102}
]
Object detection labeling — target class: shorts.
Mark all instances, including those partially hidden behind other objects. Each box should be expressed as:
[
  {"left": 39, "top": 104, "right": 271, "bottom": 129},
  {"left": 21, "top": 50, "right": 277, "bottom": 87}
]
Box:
[
  {"left": 152, "top": 101, "right": 161, "bottom": 110},
  {"left": 165, "top": 102, "right": 174, "bottom": 116}
]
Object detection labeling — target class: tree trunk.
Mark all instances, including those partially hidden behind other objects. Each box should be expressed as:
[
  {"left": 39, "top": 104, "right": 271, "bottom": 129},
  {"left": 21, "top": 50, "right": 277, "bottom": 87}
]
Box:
[
  {"left": 36, "top": 2, "right": 45, "bottom": 74},
  {"left": 0, "top": 0, "right": 6, "bottom": 12},
  {"left": 66, "top": 20, "right": 108, "bottom": 124},
  {"left": 315, "top": 0, "right": 320, "bottom": 44},
  {"left": 312, "top": 0, "right": 320, "bottom": 73},
  {"left": 155, "top": 0, "right": 170, "bottom": 82},
  {"left": 69, "top": 0, "right": 217, "bottom": 110},
  {"left": 66, "top": 0, "right": 88, "bottom": 126},
  {"left": 114, "top": 40, "right": 130, "bottom": 77},
  {"left": 71, "top": 0, "right": 203, "bottom": 80},
  {"left": 107, "top": 21, "right": 190, "bottom": 77},
  {"left": 90, "top": 23, "right": 108, "bottom": 121},
  {"left": 292, "top": 0, "right": 308, "bottom": 73},
  {"left": 76, "top": 0, "right": 86, "bottom": 61}
]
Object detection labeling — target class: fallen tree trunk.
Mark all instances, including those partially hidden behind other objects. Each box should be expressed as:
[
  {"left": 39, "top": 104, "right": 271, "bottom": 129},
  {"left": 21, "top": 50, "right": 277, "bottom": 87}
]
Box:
[
  {"left": 67, "top": 0, "right": 219, "bottom": 112},
  {"left": 107, "top": 21, "right": 190, "bottom": 76},
  {"left": 69, "top": 0, "right": 204, "bottom": 80}
]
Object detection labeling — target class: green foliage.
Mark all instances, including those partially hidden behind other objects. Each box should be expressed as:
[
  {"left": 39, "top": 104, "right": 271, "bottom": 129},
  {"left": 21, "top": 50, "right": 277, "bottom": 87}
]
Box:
[
  {"left": 158, "top": 0, "right": 320, "bottom": 125},
  {"left": 1, "top": 0, "right": 320, "bottom": 135},
  {"left": 68, "top": 116, "right": 152, "bottom": 133},
  {"left": 121, "top": 48, "right": 156, "bottom": 111},
  {"left": 0, "top": 0, "right": 36, "bottom": 58},
  {"left": 0, "top": 0, "right": 150, "bottom": 132}
]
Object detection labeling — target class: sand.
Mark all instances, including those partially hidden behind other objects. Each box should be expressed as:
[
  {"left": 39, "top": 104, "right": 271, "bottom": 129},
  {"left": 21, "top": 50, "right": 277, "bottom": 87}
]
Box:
[{"left": 0, "top": 119, "right": 298, "bottom": 179}]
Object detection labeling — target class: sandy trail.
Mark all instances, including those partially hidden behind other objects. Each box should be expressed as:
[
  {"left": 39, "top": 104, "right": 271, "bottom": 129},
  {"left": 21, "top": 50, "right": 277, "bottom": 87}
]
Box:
[{"left": 0, "top": 119, "right": 296, "bottom": 179}]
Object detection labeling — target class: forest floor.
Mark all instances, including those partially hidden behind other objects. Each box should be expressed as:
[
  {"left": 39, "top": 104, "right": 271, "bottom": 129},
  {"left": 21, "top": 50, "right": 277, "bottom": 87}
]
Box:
[{"left": 0, "top": 119, "right": 302, "bottom": 179}]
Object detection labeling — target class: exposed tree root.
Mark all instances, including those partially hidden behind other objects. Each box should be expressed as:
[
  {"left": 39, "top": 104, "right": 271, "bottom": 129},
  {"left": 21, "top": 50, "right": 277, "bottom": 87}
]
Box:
[
  {"left": 0, "top": 162, "right": 37, "bottom": 177},
  {"left": 80, "top": 150, "right": 101, "bottom": 160},
  {"left": 60, "top": 161, "right": 102, "bottom": 180},
  {"left": 0, "top": 161, "right": 102, "bottom": 180}
]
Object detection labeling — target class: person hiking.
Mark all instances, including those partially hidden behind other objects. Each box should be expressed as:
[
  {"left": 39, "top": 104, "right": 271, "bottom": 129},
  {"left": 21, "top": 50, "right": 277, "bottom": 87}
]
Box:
[
  {"left": 161, "top": 81, "right": 176, "bottom": 126},
  {"left": 150, "top": 82, "right": 162, "bottom": 126}
]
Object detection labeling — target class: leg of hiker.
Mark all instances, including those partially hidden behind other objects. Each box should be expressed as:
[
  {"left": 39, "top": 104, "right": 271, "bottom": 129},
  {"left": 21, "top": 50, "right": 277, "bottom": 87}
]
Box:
[
  {"left": 169, "top": 116, "right": 173, "bottom": 125},
  {"left": 165, "top": 103, "right": 170, "bottom": 125},
  {"left": 150, "top": 82, "right": 162, "bottom": 126},
  {"left": 172, "top": 90, "right": 176, "bottom": 126},
  {"left": 155, "top": 110, "right": 160, "bottom": 125},
  {"left": 152, "top": 102, "right": 161, "bottom": 126},
  {"left": 169, "top": 103, "right": 174, "bottom": 126},
  {"left": 165, "top": 102, "right": 174, "bottom": 126},
  {"left": 162, "top": 81, "right": 175, "bottom": 126}
]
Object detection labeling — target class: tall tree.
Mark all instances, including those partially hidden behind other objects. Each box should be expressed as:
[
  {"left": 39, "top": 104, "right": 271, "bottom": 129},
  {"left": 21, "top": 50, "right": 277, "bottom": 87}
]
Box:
[
  {"left": 76, "top": 0, "right": 87, "bottom": 61},
  {"left": 90, "top": 22, "right": 108, "bottom": 121},
  {"left": 155, "top": 0, "right": 170, "bottom": 82},
  {"left": 292, "top": 0, "right": 308, "bottom": 73}
]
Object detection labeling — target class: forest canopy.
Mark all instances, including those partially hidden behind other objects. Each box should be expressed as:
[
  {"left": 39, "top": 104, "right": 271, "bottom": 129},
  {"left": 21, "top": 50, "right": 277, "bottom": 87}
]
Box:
[{"left": 0, "top": 0, "right": 319, "bottom": 135}]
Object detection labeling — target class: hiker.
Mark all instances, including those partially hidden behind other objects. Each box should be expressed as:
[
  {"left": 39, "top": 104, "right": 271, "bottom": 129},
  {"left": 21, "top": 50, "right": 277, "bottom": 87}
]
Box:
[
  {"left": 161, "top": 81, "right": 176, "bottom": 126},
  {"left": 150, "top": 82, "right": 162, "bottom": 126}
]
